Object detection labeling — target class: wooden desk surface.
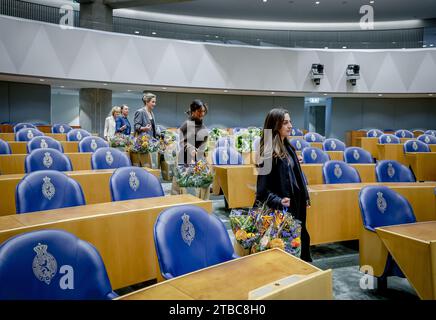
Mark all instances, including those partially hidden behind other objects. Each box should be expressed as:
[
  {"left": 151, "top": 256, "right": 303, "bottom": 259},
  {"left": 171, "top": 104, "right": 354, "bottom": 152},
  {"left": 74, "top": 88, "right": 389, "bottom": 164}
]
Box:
[
  {"left": 0, "top": 168, "right": 161, "bottom": 216},
  {"left": 405, "top": 152, "right": 436, "bottom": 181},
  {"left": 356, "top": 137, "right": 378, "bottom": 158},
  {"left": 120, "top": 249, "right": 330, "bottom": 300},
  {"left": 376, "top": 143, "right": 408, "bottom": 165},
  {"left": 376, "top": 221, "right": 436, "bottom": 243},
  {"left": 0, "top": 133, "right": 67, "bottom": 142},
  {"left": 376, "top": 221, "right": 436, "bottom": 300},
  {"left": 7, "top": 141, "right": 79, "bottom": 154},
  {"left": 0, "top": 194, "right": 212, "bottom": 290}
]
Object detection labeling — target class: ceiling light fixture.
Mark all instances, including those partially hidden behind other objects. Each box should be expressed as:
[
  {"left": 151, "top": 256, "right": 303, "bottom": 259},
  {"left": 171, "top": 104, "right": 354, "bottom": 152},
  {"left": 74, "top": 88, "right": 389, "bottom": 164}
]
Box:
[
  {"left": 429, "top": 94, "right": 433, "bottom": 97},
  {"left": 315, "top": 1, "right": 320, "bottom": 4},
  {"left": 152, "top": 32, "right": 157, "bottom": 35},
  {"left": 370, "top": 1, "right": 374, "bottom": 4},
  {"left": 342, "top": 46, "right": 347, "bottom": 49},
  {"left": 162, "top": 87, "right": 167, "bottom": 90},
  {"left": 271, "top": 92, "right": 275, "bottom": 95},
  {"left": 39, "top": 79, "right": 45, "bottom": 82},
  {"left": 134, "top": 31, "right": 139, "bottom": 34},
  {"left": 224, "top": 90, "right": 228, "bottom": 92},
  {"left": 378, "top": 94, "right": 383, "bottom": 97},
  {"left": 103, "top": 83, "right": 107, "bottom": 86}
]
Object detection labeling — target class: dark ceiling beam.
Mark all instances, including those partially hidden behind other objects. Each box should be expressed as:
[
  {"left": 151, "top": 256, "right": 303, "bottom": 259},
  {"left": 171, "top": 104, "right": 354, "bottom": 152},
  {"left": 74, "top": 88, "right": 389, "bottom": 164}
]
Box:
[{"left": 102, "top": 0, "right": 192, "bottom": 9}]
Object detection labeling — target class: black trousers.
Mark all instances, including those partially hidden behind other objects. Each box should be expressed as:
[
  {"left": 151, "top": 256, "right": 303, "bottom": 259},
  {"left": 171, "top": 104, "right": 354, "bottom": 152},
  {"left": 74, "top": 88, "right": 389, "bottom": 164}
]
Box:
[{"left": 291, "top": 189, "right": 312, "bottom": 262}]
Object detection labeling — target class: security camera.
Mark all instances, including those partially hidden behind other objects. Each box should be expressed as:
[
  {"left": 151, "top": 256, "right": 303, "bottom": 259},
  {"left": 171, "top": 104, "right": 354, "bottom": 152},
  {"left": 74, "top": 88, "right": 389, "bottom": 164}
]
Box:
[
  {"left": 310, "top": 64, "right": 324, "bottom": 86},
  {"left": 346, "top": 64, "right": 360, "bottom": 86}
]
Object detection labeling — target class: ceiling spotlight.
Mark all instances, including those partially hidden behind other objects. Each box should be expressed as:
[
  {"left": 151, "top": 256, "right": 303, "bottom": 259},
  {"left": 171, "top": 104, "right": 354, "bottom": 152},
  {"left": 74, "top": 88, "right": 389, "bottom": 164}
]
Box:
[
  {"left": 39, "top": 79, "right": 45, "bottom": 82},
  {"left": 60, "top": 85, "right": 65, "bottom": 88},
  {"left": 430, "top": 44, "right": 434, "bottom": 47},
  {"left": 323, "top": 93, "right": 328, "bottom": 96},
  {"left": 429, "top": 94, "right": 434, "bottom": 97},
  {"left": 370, "top": 0, "right": 374, "bottom": 3},
  {"left": 162, "top": 87, "right": 167, "bottom": 90},
  {"left": 224, "top": 90, "right": 228, "bottom": 92},
  {"left": 215, "top": 35, "right": 219, "bottom": 38},
  {"left": 152, "top": 32, "right": 157, "bottom": 35},
  {"left": 315, "top": 1, "right": 320, "bottom": 4},
  {"left": 271, "top": 92, "right": 275, "bottom": 95},
  {"left": 127, "top": 90, "right": 132, "bottom": 92},
  {"left": 423, "top": 45, "right": 427, "bottom": 48},
  {"left": 103, "top": 83, "right": 107, "bottom": 86},
  {"left": 263, "top": 0, "right": 267, "bottom": 2},
  {"left": 346, "top": 64, "right": 360, "bottom": 86},
  {"left": 342, "top": 46, "right": 347, "bottom": 49},
  {"left": 134, "top": 31, "right": 140, "bottom": 34},
  {"left": 378, "top": 94, "right": 383, "bottom": 97},
  {"left": 310, "top": 64, "right": 324, "bottom": 86}
]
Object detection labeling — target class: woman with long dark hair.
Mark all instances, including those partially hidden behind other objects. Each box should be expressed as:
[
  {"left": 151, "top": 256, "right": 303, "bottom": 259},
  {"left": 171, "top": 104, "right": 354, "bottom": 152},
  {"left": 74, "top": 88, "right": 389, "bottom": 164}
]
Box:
[{"left": 255, "top": 108, "right": 312, "bottom": 261}]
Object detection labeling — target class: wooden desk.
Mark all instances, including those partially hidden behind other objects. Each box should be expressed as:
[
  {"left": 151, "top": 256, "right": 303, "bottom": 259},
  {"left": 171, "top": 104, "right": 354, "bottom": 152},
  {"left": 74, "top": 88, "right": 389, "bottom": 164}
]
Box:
[
  {"left": 356, "top": 137, "right": 378, "bottom": 159},
  {"left": 0, "top": 153, "right": 92, "bottom": 174},
  {"left": 405, "top": 152, "right": 436, "bottom": 181},
  {"left": 0, "top": 194, "right": 212, "bottom": 290},
  {"left": 310, "top": 142, "right": 323, "bottom": 150},
  {"left": 377, "top": 144, "right": 408, "bottom": 165},
  {"left": 376, "top": 221, "right": 436, "bottom": 300},
  {"left": 430, "top": 145, "right": 436, "bottom": 152},
  {"left": 302, "top": 163, "right": 375, "bottom": 185},
  {"left": 119, "top": 249, "right": 332, "bottom": 300},
  {"left": 0, "top": 133, "right": 67, "bottom": 142},
  {"left": 0, "top": 168, "right": 161, "bottom": 216},
  {"left": 346, "top": 130, "right": 367, "bottom": 147},
  {"left": 8, "top": 141, "right": 79, "bottom": 154},
  {"left": 308, "top": 182, "right": 436, "bottom": 245}
]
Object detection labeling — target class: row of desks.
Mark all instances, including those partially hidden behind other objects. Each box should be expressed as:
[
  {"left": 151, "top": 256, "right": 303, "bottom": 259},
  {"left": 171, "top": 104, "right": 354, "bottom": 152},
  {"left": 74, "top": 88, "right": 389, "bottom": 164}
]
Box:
[
  {"left": 0, "top": 168, "right": 161, "bottom": 216},
  {"left": 357, "top": 137, "right": 436, "bottom": 158},
  {"left": 0, "top": 133, "right": 67, "bottom": 142}
]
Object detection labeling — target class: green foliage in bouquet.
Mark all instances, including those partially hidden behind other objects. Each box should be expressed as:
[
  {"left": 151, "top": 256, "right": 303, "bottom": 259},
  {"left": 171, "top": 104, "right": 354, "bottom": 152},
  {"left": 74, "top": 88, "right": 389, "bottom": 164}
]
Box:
[
  {"left": 109, "top": 134, "right": 134, "bottom": 149},
  {"left": 130, "top": 134, "right": 160, "bottom": 154},
  {"left": 234, "top": 127, "right": 262, "bottom": 153},
  {"left": 209, "top": 128, "right": 229, "bottom": 141},
  {"left": 175, "top": 160, "right": 214, "bottom": 188}
]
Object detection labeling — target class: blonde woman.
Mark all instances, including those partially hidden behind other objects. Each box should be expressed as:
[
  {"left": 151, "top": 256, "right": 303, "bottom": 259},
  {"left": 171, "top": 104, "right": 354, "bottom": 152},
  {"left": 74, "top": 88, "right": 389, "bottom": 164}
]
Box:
[{"left": 104, "top": 106, "right": 121, "bottom": 141}]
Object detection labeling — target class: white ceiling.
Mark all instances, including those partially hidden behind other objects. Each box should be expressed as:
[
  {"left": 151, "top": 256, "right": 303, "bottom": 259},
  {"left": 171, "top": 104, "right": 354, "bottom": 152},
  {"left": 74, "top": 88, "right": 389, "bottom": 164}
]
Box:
[{"left": 131, "top": 0, "right": 436, "bottom": 23}]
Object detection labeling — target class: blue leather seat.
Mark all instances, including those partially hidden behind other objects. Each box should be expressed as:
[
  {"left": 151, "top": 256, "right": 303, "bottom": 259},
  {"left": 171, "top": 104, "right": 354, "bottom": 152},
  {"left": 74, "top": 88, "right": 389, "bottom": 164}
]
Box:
[
  {"left": 110, "top": 166, "right": 164, "bottom": 201},
  {"left": 424, "top": 129, "right": 436, "bottom": 137},
  {"left": 344, "top": 147, "right": 374, "bottom": 164},
  {"left": 322, "top": 160, "right": 361, "bottom": 184},
  {"left": 394, "top": 130, "right": 413, "bottom": 139},
  {"left": 25, "top": 149, "right": 72, "bottom": 173},
  {"left": 302, "top": 147, "right": 329, "bottom": 164},
  {"left": 15, "top": 128, "right": 44, "bottom": 142},
  {"left": 79, "top": 136, "right": 108, "bottom": 153},
  {"left": 289, "top": 138, "right": 310, "bottom": 151},
  {"left": 290, "top": 128, "right": 304, "bottom": 136},
  {"left": 27, "top": 136, "right": 63, "bottom": 153},
  {"left": 51, "top": 124, "right": 72, "bottom": 134},
  {"left": 16, "top": 170, "right": 85, "bottom": 213},
  {"left": 417, "top": 134, "right": 436, "bottom": 145},
  {"left": 0, "top": 139, "right": 11, "bottom": 154},
  {"left": 304, "top": 132, "right": 324, "bottom": 142},
  {"left": 212, "top": 146, "right": 243, "bottom": 165},
  {"left": 215, "top": 136, "right": 233, "bottom": 149},
  {"left": 403, "top": 139, "right": 430, "bottom": 153},
  {"left": 366, "top": 129, "right": 383, "bottom": 137},
  {"left": 323, "top": 138, "right": 346, "bottom": 151},
  {"left": 359, "top": 186, "right": 416, "bottom": 283},
  {"left": 375, "top": 160, "right": 415, "bottom": 183},
  {"left": 67, "top": 129, "right": 91, "bottom": 141},
  {"left": 91, "top": 147, "right": 131, "bottom": 169},
  {"left": 13, "top": 123, "right": 36, "bottom": 133},
  {"left": 154, "top": 205, "right": 238, "bottom": 279},
  {"left": 378, "top": 134, "right": 400, "bottom": 144},
  {"left": 0, "top": 229, "right": 117, "bottom": 300}
]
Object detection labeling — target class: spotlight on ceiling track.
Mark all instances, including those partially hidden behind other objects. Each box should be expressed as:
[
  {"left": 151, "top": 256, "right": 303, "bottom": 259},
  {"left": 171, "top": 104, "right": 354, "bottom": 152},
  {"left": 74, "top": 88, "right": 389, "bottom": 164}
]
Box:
[
  {"left": 346, "top": 64, "right": 360, "bottom": 86},
  {"left": 310, "top": 64, "right": 324, "bottom": 86}
]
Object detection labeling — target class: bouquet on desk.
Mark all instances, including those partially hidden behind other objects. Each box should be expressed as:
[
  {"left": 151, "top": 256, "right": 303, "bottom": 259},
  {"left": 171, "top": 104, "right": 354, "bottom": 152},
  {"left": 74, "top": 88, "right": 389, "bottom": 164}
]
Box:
[
  {"left": 159, "top": 130, "right": 178, "bottom": 158},
  {"left": 109, "top": 134, "right": 134, "bottom": 150},
  {"left": 230, "top": 201, "right": 302, "bottom": 257},
  {"left": 131, "top": 134, "right": 160, "bottom": 154},
  {"left": 235, "top": 127, "right": 261, "bottom": 153},
  {"left": 209, "top": 127, "right": 229, "bottom": 142},
  {"left": 174, "top": 159, "right": 214, "bottom": 188}
]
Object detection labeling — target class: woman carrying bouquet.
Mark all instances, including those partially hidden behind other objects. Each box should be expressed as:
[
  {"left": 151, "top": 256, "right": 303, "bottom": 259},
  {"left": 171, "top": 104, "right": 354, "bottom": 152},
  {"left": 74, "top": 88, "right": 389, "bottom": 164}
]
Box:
[{"left": 255, "top": 108, "right": 312, "bottom": 262}]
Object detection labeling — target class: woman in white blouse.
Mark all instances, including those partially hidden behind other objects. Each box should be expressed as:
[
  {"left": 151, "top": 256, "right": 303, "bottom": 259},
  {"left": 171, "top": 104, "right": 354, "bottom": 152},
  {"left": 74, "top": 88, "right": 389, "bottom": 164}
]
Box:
[{"left": 104, "top": 106, "right": 121, "bottom": 141}]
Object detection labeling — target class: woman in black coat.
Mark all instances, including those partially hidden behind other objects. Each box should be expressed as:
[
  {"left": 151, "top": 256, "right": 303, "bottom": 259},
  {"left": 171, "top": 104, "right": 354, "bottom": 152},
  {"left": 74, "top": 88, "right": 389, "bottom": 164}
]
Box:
[{"left": 254, "top": 108, "right": 312, "bottom": 262}]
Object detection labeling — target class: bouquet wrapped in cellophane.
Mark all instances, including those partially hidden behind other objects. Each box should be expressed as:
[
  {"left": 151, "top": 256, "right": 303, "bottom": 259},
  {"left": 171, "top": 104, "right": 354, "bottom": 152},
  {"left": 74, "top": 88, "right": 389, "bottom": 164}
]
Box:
[
  {"left": 209, "top": 127, "right": 229, "bottom": 142},
  {"left": 130, "top": 133, "right": 160, "bottom": 154},
  {"left": 174, "top": 159, "right": 214, "bottom": 188},
  {"left": 110, "top": 134, "right": 134, "bottom": 150},
  {"left": 234, "top": 127, "right": 262, "bottom": 153},
  {"left": 230, "top": 201, "right": 302, "bottom": 257}
]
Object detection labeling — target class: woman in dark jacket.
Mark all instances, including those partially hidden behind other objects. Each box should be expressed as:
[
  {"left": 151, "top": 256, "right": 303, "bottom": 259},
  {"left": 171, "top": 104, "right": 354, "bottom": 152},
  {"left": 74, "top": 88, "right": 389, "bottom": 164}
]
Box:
[{"left": 255, "top": 108, "right": 312, "bottom": 262}]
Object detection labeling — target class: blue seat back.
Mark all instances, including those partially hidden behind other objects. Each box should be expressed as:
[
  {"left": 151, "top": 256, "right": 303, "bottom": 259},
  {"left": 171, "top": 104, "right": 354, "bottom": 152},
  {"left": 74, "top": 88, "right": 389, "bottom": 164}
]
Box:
[
  {"left": 110, "top": 166, "right": 164, "bottom": 201},
  {"left": 79, "top": 136, "right": 109, "bottom": 153},
  {"left": 51, "top": 124, "right": 72, "bottom": 134},
  {"left": 290, "top": 128, "right": 304, "bottom": 136},
  {"left": 13, "top": 123, "right": 36, "bottom": 133},
  {"left": 154, "top": 205, "right": 237, "bottom": 279},
  {"left": 16, "top": 170, "right": 85, "bottom": 213},
  {"left": 403, "top": 139, "right": 430, "bottom": 153},
  {"left": 0, "top": 229, "right": 117, "bottom": 300},
  {"left": 289, "top": 138, "right": 310, "bottom": 151},
  {"left": 358, "top": 186, "right": 416, "bottom": 232},
  {"left": 91, "top": 147, "right": 131, "bottom": 169},
  {"left": 323, "top": 138, "right": 346, "bottom": 151},
  {"left": 0, "top": 139, "right": 11, "bottom": 154},
  {"left": 215, "top": 136, "right": 233, "bottom": 149},
  {"left": 394, "top": 130, "right": 413, "bottom": 138},
  {"left": 304, "top": 132, "right": 324, "bottom": 142},
  {"left": 344, "top": 147, "right": 373, "bottom": 163},
  {"left": 375, "top": 160, "right": 415, "bottom": 183},
  {"left": 25, "top": 149, "right": 72, "bottom": 173},
  {"left": 424, "top": 130, "right": 436, "bottom": 137},
  {"left": 366, "top": 129, "right": 383, "bottom": 137},
  {"left": 417, "top": 134, "right": 436, "bottom": 145},
  {"left": 378, "top": 134, "right": 400, "bottom": 144},
  {"left": 212, "top": 146, "right": 243, "bottom": 165},
  {"left": 322, "top": 160, "right": 361, "bottom": 184},
  {"left": 67, "top": 129, "right": 91, "bottom": 141},
  {"left": 302, "top": 147, "right": 330, "bottom": 164},
  {"left": 27, "top": 136, "right": 63, "bottom": 153},
  {"left": 15, "top": 128, "right": 44, "bottom": 141}
]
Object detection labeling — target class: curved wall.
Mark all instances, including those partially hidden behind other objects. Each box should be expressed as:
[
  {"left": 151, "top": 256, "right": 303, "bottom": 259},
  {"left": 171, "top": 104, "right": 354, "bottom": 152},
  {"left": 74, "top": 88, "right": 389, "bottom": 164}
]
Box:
[{"left": 1, "top": 15, "right": 436, "bottom": 94}]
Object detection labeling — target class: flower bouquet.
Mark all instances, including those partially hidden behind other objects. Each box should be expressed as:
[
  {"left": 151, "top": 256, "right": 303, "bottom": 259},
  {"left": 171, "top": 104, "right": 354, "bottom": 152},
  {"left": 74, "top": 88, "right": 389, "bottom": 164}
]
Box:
[
  {"left": 159, "top": 130, "right": 179, "bottom": 180},
  {"left": 130, "top": 134, "right": 161, "bottom": 168},
  {"left": 109, "top": 134, "right": 134, "bottom": 152},
  {"left": 230, "top": 202, "right": 302, "bottom": 257},
  {"left": 209, "top": 127, "right": 229, "bottom": 142},
  {"left": 173, "top": 159, "right": 214, "bottom": 200}
]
